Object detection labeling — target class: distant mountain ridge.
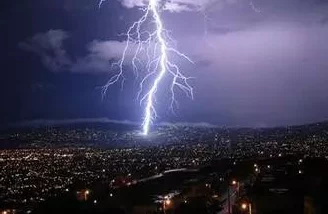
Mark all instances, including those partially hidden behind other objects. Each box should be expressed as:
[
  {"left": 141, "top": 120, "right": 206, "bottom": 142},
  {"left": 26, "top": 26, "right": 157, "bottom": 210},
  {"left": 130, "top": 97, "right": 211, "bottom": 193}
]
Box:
[{"left": 2, "top": 118, "right": 328, "bottom": 132}]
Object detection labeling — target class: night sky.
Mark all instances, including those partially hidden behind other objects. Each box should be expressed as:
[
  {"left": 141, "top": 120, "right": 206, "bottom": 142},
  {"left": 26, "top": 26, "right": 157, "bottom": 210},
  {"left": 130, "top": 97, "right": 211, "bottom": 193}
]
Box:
[{"left": 1, "top": 0, "right": 328, "bottom": 127}]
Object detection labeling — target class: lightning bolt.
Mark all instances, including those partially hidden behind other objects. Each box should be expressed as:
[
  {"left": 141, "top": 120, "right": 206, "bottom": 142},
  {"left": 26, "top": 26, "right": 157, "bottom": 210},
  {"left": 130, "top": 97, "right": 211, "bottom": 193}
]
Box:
[{"left": 100, "top": 0, "right": 194, "bottom": 136}]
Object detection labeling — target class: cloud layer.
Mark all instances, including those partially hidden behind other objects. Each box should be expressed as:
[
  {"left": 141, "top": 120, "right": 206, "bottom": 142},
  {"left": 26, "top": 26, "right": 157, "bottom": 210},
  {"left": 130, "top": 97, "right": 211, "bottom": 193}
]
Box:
[
  {"left": 117, "top": 0, "right": 227, "bottom": 12},
  {"left": 18, "top": 29, "right": 72, "bottom": 71},
  {"left": 13, "top": 118, "right": 216, "bottom": 128},
  {"left": 15, "top": 0, "right": 328, "bottom": 126},
  {"left": 71, "top": 40, "right": 130, "bottom": 72},
  {"left": 19, "top": 30, "right": 135, "bottom": 73}
]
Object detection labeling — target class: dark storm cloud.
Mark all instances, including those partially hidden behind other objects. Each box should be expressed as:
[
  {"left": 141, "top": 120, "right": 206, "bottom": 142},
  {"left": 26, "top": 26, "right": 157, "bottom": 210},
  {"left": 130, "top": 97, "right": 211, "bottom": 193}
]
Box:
[
  {"left": 116, "top": 0, "right": 243, "bottom": 12},
  {"left": 71, "top": 40, "right": 139, "bottom": 72},
  {"left": 18, "top": 29, "right": 72, "bottom": 71},
  {"left": 320, "top": 16, "right": 328, "bottom": 25},
  {"left": 19, "top": 31, "right": 135, "bottom": 73},
  {"left": 170, "top": 0, "right": 328, "bottom": 126},
  {"left": 11, "top": 0, "right": 328, "bottom": 126},
  {"left": 208, "top": 26, "right": 242, "bottom": 35}
]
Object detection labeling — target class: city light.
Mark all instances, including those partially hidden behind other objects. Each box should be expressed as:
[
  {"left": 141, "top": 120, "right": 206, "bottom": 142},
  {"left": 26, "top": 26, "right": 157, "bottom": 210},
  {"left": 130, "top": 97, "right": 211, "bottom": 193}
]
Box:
[{"left": 2, "top": 123, "right": 328, "bottom": 213}]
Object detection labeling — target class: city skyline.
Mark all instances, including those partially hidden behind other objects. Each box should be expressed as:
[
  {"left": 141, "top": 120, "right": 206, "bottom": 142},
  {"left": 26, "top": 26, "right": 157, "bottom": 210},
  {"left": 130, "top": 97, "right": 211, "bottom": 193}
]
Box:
[{"left": 1, "top": 119, "right": 327, "bottom": 213}]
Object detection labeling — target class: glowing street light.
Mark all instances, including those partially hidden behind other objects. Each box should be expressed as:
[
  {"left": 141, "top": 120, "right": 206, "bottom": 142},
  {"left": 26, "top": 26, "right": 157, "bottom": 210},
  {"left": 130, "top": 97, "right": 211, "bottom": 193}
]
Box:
[
  {"left": 83, "top": 189, "right": 90, "bottom": 201},
  {"left": 163, "top": 198, "right": 172, "bottom": 214},
  {"left": 241, "top": 203, "right": 252, "bottom": 214},
  {"left": 231, "top": 179, "right": 240, "bottom": 193},
  {"left": 228, "top": 179, "right": 240, "bottom": 214},
  {"left": 165, "top": 199, "right": 171, "bottom": 206}
]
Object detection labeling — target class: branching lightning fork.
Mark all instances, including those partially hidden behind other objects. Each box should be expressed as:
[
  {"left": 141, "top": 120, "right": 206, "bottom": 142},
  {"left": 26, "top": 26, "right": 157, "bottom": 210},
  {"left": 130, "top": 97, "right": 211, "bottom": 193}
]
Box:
[{"left": 100, "top": 0, "right": 194, "bottom": 135}]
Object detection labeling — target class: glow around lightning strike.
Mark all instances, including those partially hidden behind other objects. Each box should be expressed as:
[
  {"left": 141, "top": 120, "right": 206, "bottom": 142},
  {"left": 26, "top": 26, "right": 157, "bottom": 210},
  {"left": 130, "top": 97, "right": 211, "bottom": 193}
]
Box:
[{"left": 101, "top": 0, "right": 194, "bottom": 136}]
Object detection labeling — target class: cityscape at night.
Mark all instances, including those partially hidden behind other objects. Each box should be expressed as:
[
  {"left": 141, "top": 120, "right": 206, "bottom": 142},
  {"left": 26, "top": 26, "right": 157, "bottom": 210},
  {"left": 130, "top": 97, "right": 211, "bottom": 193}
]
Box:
[
  {"left": 0, "top": 122, "right": 328, "bottom": 213},
  {"left": 1, "top": 0, "right": 328, "bottom": 213}
]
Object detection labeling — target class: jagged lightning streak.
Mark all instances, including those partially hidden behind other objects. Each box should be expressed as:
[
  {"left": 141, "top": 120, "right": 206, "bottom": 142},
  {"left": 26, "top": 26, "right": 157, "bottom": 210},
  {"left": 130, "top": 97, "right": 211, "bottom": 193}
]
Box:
[{"left": 100, "top": 0, "right": 194, "bottom": 136}]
